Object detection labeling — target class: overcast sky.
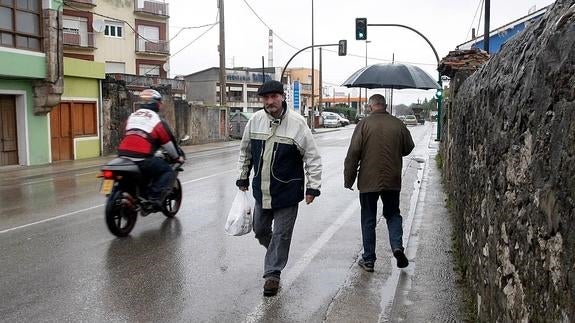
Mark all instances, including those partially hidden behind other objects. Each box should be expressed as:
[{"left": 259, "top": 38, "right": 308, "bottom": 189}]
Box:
[{"left": 168, "top": 0, "right": 555, "bottom": 105}]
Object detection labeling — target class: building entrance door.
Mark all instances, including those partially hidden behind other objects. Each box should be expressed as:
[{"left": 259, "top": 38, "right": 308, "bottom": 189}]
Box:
[
  {"left": 0, "top": 95, "right": 18, "bottom": 166},
  {"left": 50, "top": 102, "right": 73, "bottom": 161}
]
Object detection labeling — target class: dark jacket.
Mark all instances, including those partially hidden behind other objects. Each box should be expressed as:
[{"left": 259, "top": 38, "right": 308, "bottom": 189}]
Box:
[{"left": 344, "top": 109, "right": 414, "bottom": 192}]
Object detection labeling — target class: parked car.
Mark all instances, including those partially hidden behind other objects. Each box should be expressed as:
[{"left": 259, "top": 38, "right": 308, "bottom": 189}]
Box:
[
  {"left": 322, "top": 114, "right": 341, "bottom": 128},
  {"left": 322, "top": 111, "right": 348, "bottom": 126},
  {"left": 337, "top": 113, "right": 350, "bottom": 126},
  {"left": 403, "top": 114, "right": 418, "bottom": 126}
]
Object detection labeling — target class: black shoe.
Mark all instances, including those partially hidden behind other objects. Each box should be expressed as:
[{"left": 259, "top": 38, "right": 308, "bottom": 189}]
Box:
[
  {"left": 263, "top": 278, "right": 280, "bottom": 297},
  {"left": 393, "top": 249, "right": 409, "bottom": 268},
  {"left": 358, "top": 258, "right": 374, "bottom": 272}
]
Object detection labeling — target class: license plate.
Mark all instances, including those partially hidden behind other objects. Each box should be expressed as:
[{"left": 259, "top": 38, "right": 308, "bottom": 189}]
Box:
[{"left": 100, "top": 179, "right": 114, "bottom": 195}]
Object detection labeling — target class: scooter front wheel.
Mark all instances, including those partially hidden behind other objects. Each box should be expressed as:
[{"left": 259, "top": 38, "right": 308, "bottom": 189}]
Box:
[{"left": 105, "top": 188, "right": 138, "bottom": 237}]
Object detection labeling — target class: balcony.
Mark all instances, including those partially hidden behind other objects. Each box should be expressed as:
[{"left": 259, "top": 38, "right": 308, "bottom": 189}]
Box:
[
  {"left": 63, "top": 30, "right": 96, "bottom": 49},
  {"left": 106, "top": 73, "right": 185, "bottom": 94},
  {"left": 134, "top": 0, "right": 169, "bottom": 18},
  {"left": 136, "top": 38, "right": 169, "bottom": 55},
  {"left": 66, "top": 0, "right": 96, "bottom": 7}
]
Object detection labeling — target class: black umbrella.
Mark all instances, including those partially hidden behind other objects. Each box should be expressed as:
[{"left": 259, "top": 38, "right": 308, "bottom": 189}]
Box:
[{"left": 342, "top": 63, "right": 440, "bottom": 90}]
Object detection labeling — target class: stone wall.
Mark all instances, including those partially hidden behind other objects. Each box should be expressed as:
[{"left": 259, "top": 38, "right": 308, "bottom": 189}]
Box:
[
  {"left": 101, "top": 79, "right": 230, "bottom": 155},
  {"left": 440, "top": 1, "right": 575, "bottom": 321}
]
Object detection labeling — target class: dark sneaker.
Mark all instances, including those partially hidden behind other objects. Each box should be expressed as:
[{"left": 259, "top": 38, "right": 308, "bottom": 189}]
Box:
[
  {"left": 263, "top": 278, "right": 280, "bottom": 297},
  {"left": 358, "top": 258, "right": 374, "bottom": 272},
  {"left": 393, "top": 249, "right": 409, "bottom": 268}
]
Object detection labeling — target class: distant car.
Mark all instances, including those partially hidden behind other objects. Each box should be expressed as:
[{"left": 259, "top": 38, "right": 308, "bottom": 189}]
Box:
[
  {"left": 397, "top": 115, "right": 406, "bottom": 122},
  {"left": 322, "top": 112, "right": 349, "bottom": 126},
  {"left": 322, "top": 114, "right": 340, "bottom": 128},
  {"left": 403, "top": 115, "right": 418, "bottom": 126},
  {"left": 337, "top": 113, "right": 350, "bottom": 126}
]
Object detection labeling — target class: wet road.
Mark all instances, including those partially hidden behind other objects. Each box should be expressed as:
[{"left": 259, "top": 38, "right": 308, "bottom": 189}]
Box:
[{"left": 0, "top": 123, "right": 438, "bottom": 322}]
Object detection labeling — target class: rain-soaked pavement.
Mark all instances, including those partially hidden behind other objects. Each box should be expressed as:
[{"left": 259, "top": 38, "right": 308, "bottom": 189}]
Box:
[{"left": 0, "top": 123, "right": 465, "bottom": 322}]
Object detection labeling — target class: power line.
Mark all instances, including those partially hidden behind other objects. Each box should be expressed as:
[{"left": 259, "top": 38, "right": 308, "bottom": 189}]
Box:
[
  {"left": 240, "top": 0, "right": 299, "bottom": 51},
  {"left": 169, "top": 22, "right": 219, "bottom": 42},
  {"left": 240, "top": 0, "right": 436, "bottom": 69},
  {"left": 465, "top": 0, "right": 485, "bottom": 42}
]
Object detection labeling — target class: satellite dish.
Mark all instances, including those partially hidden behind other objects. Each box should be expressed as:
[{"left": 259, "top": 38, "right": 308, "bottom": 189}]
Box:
[
  {"left": 92, "top": 19, "right": 105, "bottom": 33},
  {"left": 162, "top": 62, "right": 170, "bottom": 72}
]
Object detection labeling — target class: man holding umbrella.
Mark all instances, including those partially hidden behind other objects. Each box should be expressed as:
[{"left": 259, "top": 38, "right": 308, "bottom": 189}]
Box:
[{"left": 344, "top": 94, "right": 414, "bottom": 271}]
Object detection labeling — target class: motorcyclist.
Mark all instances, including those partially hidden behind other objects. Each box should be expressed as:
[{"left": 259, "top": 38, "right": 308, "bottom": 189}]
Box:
[{"left": 117, "top": 89, "right": 185, "bottom": 212}]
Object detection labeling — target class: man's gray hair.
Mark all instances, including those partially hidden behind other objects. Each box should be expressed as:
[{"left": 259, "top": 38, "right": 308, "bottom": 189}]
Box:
[{"left": 369, "top": 94, "right": 386, "bottom": 107}]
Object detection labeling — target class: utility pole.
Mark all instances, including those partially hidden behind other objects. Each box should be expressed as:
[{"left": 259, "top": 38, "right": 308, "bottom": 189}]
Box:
[
  {"left": 218, "top": 0, "right": 226, "bottom": 107},
  {"left": 319, "top": 47, "right": 323, "bottom": 116},
  {"left": 484, "top": 0, "right": 490, "bottom": 52},
  {"left": 310, "top": 0, "right": 315, "bottom": 131},
  {"left": 364, "top": 40, "right": 371, "bottom": 115}
]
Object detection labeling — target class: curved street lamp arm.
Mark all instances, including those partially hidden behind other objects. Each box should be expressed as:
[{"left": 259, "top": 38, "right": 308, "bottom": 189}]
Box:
[
  {"left": 368, "top": 23, "right": 439, "bottom": 65},
  {"left": 280, "top": 43, "right": 339, "bottom": 82}
]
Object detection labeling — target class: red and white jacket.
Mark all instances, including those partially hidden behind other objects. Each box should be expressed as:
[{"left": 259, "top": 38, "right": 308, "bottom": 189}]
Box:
[{"left": 118, "top": 108, "right": 179, "bottom": 160}]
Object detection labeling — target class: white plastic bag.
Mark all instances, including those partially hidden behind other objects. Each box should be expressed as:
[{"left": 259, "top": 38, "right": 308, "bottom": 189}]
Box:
[{"left": 224, "top": 190, "right": 254, "bottom": 236}]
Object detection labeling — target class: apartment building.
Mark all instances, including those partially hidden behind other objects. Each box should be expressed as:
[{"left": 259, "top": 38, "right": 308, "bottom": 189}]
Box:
[
  {"left": 0, "top": 0, "right": 62, "bottom": 166},
  {"left": 59, "top": 0, "right": 180, "bottom": 161},
  {"left": 0, "top": 0, "right": 180, "bottom": 166},
  {"left": 282, "top": 68, "right": 320, "bottom": 111}
]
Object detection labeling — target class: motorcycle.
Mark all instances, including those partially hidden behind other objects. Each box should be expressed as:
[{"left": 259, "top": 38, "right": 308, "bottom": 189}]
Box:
[{"left": 99, "top": 137, "right": 188, "bottom": 237}]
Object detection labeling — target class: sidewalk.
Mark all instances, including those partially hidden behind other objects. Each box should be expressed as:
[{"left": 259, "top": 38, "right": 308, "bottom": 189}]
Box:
[
  {"left": 395, "top": 140, "right": 467, "bottom": 322},
  {"left": 0, "top": 126, "right": 342, "bottom": 182}
]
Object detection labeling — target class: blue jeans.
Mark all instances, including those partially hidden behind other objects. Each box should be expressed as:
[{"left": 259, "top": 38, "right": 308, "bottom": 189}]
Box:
[
  {"left": 136, "top": 157, "right": 175, "bottom": 203},
  {"left": 359, "top": 191, "right": 404, "bottom": 263}
]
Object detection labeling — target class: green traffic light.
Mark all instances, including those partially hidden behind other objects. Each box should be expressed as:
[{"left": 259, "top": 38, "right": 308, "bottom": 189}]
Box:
[{"left": 355, "top": 18, "right": 367, "bottom": 40}]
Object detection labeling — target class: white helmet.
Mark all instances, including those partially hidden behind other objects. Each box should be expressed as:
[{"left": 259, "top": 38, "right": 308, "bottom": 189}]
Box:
[{"left": 139, "top": 89, "right": 162, "bottom": 111}]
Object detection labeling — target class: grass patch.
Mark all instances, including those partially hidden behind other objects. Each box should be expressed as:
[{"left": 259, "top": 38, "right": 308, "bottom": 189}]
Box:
[{"left": 435, "top": 151, "right": 444, "bottom": 170}]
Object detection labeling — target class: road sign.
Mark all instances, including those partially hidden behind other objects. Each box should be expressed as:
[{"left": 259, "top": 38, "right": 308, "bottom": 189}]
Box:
[{"left": 293, "top": 81, "right": 300, "bottom": 112}]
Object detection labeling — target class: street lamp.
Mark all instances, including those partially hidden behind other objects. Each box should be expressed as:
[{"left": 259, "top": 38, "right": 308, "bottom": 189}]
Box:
[{"left": 364, "top": 40, "right": 371, "bottom": 114}]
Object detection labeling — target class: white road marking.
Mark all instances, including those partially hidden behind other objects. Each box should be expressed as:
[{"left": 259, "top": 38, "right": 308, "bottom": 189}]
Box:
[
  {"left": 0, "top": 204, "right": 104, "bottom": 234},
  {"left": 244, "top": 201, "right": 360, "bottom": 323},
  {"left": 0, "top": 170, "right": 236, "bottom": 235}
]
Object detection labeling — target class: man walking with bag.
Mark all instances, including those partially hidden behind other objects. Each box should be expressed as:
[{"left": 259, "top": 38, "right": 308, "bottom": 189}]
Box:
[
  {"left": 236, "top": 80, "right": 322, "bottom": 296},
  {"left": 344, "top": 94, "right": 414, "bottom": 272}
]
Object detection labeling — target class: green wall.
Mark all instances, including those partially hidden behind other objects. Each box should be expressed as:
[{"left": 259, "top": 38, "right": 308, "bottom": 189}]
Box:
[
  {"left": 75, "top": 139, "right": 100, "bottom": 159},
  {"left": 63, "top": 77, "right": 99, "bottom": 98},
  {"left": 0, "top": 80, "right": 50, "bottom": 165},
  {"left": 63, "top": 58, "right": 105, "bottom": 160},
  {"left": 64, "top": 58, "right": 105, "bottom": 79},
  {"left": 0, "top": 51, "right": 46, "bottom": 79}
]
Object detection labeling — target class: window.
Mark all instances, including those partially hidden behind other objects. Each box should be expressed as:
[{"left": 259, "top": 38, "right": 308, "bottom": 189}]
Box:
[
  {"left": 0, "top": 0, "right": 42, "bottom": 50},
  {"left": 63, "top": 15, "right": 89, "bottom": 47},
  {"left": 138, "top": 64, "right": 160, "bottom": 76},
  {"left": 71, "top": 102, "right": 97, "bottom": 136},
  {"left": 104, "top": 21, "right": 123, "bottom": 38},
  {"left": 105, "top": 61, "right": 125, "bottom": 74},
  {"left": 137, "top": 24, "right": 160, "bottom": 52}
]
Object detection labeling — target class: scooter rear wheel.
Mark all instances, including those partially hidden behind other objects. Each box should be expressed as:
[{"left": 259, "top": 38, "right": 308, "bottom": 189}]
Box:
[
  {"left": 162, "top": 178, "right": 182, "bottom": 218},
  {"left": 105, "top": 188, "right": 138, "bottom": 237}
]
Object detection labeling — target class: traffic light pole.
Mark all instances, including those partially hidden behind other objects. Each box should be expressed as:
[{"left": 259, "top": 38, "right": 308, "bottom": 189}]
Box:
[
  {"left": 367, "top": 23, "right": 443, "bottom": 141},
  {"left": 280, "top": 43, "right": 343, "bottom": 82}
]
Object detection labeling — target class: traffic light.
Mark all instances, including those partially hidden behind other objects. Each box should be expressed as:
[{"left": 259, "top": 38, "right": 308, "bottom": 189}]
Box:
[
  {"left": 338, "top": 40, "right": 347, "bottom": 56},
  {"left": 435, "top": 88, "right": 443, "bottom": 99},
  {"left": 355, "top": 18, "right": 367, "bottom": 40}
]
